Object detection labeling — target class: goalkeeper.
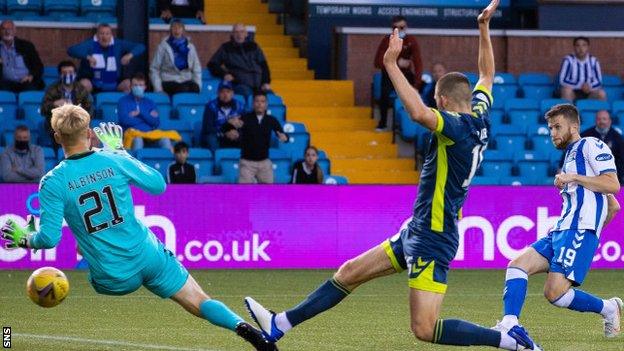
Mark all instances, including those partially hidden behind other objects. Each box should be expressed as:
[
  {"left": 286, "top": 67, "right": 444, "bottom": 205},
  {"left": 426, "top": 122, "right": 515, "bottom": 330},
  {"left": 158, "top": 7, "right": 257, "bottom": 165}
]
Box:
[{"left": 0, "top": 104, "right": 277, "bottom": 351}]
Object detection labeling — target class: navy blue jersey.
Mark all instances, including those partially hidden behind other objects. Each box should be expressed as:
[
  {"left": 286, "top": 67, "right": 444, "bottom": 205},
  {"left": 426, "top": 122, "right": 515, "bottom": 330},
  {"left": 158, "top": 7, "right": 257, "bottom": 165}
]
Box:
[{"left": 411, "top": 86, "right": 493, "bottom": 234}]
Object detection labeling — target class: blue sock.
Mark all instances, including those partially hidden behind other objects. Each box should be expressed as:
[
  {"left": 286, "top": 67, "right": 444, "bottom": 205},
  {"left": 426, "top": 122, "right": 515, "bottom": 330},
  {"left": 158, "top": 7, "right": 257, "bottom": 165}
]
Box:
[
  {"left": 568, "top": 289, "right": 604, "bottom": 313},
  {"left": 433, "top": 319, "right": 501, "bottom": 347},
  {"left": 285, "top": 278, "right": 350, "bottom": 327},
  {"left": 503, "top": 267, "right": 528, "bottom": 317},
  {"left": 199, "top": 299, "right": 244, "bottom": 331}
]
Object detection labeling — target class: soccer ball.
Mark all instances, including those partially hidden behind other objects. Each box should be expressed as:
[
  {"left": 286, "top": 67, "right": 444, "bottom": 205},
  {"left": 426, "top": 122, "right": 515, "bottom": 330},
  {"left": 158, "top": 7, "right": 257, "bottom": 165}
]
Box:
[{"left": 26, "top": 267, "right": 70, "bottom": 308}]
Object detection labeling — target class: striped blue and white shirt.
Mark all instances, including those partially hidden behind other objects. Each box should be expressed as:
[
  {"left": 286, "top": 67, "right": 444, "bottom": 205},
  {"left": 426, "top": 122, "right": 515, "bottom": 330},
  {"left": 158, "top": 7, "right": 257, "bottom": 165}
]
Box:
[
  {"left": 555, "top": 137, "right": 616, "bottom": 237},
  {"left": 558, "top": 54, "right": 603, "bottom": 90}
]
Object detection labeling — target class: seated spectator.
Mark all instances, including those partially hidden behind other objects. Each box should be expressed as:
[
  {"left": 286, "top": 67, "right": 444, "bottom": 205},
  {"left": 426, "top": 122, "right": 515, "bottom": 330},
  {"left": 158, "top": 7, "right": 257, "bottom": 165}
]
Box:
[
  {"left": 559, "top": 37, "right": 606, "bottom": 101},
  {"left": 208, "top": 24, "right": 271, "bottom": 97},
  {"left": 581, "top": 110, "right": 624, "bottom": 183},
  {"left": 423, "top": 62, "right": 447, "bottom": 108},
  {"left": 68, "top": 23, "right": 145, "bottom": 94},
  {"left": 222, "top": 91, "right": 287, "bottom": 183},
  {"left": 0, "top": 20, "right": 44, "bottom": 92},
  {"left": 167, "top": 141, "right": 196, "bottom": 184},
  {"left": 1, "top": 125, "right": 44, "bottom": 183},
  {"left": 150, "top": 19, "right": 201, "bottom": 96},
  {"left": 118, "top": 73, "right": 181, "bottom": 151},
  {"left": 159, "top": 0, "right": 205, "bottom": 23},
  {"left": 201, "top": 81, "right": 245, "bottom": 151},
  {"left": 292, "top": 146, "right": 324, "bottom": 184},
  {"left": 41, "top": 60, "right": 93, "bottom": 151},
  {"left": 373, "top": 15, "right": 422, "bottom": 131}
]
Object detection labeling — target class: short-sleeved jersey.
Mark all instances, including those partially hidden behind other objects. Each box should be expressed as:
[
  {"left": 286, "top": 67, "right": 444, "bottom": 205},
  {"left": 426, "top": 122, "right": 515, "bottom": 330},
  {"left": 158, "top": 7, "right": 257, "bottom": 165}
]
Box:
[
  {"left": 411, "top": 86, "right": 492, "bottom": 234},
  {"left": 30, "top": 149, "right": 166, "bottom": 281},
  {"left": 554, "top": 137, "right": 617, "bottom": 236}
]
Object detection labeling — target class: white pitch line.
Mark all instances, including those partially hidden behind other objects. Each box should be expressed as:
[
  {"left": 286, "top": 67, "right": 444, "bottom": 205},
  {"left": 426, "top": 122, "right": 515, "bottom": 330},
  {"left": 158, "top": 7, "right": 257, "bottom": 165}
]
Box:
[{"left": 14, "top": 333, "right": 220, "bottom": 351}]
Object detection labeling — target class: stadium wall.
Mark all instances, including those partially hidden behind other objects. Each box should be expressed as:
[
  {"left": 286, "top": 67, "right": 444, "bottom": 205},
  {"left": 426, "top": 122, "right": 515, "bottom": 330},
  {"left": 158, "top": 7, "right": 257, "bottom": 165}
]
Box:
[
  {"left": 336, "top": 28, "right": 624, "bottom": 106},
  {"left": 1, "top": 184, "right": 623, "bottom": 270}
]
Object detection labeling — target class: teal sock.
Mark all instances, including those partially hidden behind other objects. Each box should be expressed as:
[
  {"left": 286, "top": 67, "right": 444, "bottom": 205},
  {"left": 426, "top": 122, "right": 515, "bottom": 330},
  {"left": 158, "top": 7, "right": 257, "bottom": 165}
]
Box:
[
  {"left": 199, "top": 299, "right": 244, "bottom": 331},
  {"left": 433, "top": 319, "right": 501, "bottom": 347}
]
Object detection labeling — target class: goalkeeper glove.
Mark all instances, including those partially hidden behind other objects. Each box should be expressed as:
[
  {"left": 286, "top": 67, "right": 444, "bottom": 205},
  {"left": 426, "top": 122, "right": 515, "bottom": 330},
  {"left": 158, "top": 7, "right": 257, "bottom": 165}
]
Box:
[
  {"left": 94, "top": 122, "right": 125, "bottom": 152},
  {"left": 1, "top": 215, "right": 37, "bottom": 249}
]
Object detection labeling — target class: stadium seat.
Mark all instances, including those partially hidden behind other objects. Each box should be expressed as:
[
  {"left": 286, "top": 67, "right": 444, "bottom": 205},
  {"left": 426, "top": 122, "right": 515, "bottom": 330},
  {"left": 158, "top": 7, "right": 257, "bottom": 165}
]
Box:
[
  {"left": 372, "top": 71, "right": 381, "bottom": 101},
  {"left": 480, "top": 161, "right": 513, "bottom": 177},
  {"left": 540, "top": 98, "right": 568, "bottom": 115},
  {"left": 613, "top": 100, "right": 624, "bottom": 115},
  {"left": 509, "top": 110, "right": 540, "bottom": 128},
  {"left": 159, "top": 119, "right": 193, "bottom": 145},
  {"left": 499, "top": 176, "right": 532, "bottom": 186},
  {"left": 324, "top": 175, "right": 348, "bottom": 185},
  {"left": 492, "top": 85, "right": 519, "bottom": 110},
  {"left": 576, "top": 99, "right": 610, "bottom": 113},
  {"left": 517, "top": 160, "right": 550, "bottom": 178},
  {"left": 144, "top": 92, "right": 171, "bottom": 120},
  {"left": 605, "top": 87, "right": 624, "bottom": 102},
  {"left": 80, "top": 0, "right": 115, "bottom": 19},
  {"left": 201, "top": 79, "right": 220, "bottom": 99},
  {"left": 504, "top": 98, "right": 540, "bottom": 113},
  {"left": 0, "top": 104, "right": 17, "bottom": 123},
  {"left": 43, "top": 147, "right": 57, "bottom": 171},
  {"left": 514, "top": 149, "right": 550, "bottom": 162},
  {"left": 483, "top": 149, "right": 513, "bottom": 162},
  {"left": 0, "top": 90, "right": 15, "bottom": 105},
  {"left": 518, "top": 73, "right": 552, "bottom": 86},
  {"left": 602, "top": 74, "right": 623, "bottom": 87},
  {"left": 279, "top": 131, "right": 310, "bottom": 162},
  {"left": 44, "top": 0, "right": 79, "bottom": 17},
  {"left": 201, "top": 68, "right": 214, "bottom": 81},
  {"left": 398, "top": 107, "right": 428, "bottom": 141},
  {"left": 495, "top": 135, "right": 527, "bottom": 154},
  {"left": 18, "top": 91, "right": 45, "bottom": 127},
  {"left": 219, "top": 158, "right": 239, "bottom": 183},
  {"left": 7, "top": 0, "right": 41, "bottom": 16},
  {"left": 470, "top": 176, "right": 499, "bottom": 185},
  {"left": 214, "top": 148, "right": 240, "bottom": 174},
  {"left": 494, "top": 72, "right": 516, "bottom": 85},
  {"left": 95, "top": 92, "right": 124, "bottom": 121},
  {"left": 283, "top": 122, "right": 306, "bottom": 133},
  {"left": 234, "top": 94, "right": 247, "bottom": 110},
  {"left": 489, "top": 110, "right": 504, "bottom": 125},
  {"left": 521, "top": 85, "right": 555, "bottom": 101},
  {"left": 463, "top": 72, "right": 478, "bottom": 86},
  {"left": 172, "top": 93, "right": 206, "bottom": 122},
  {"left": 267, "top": 105, "right": 286, "bottom": 123},
  {"left": 530, "top": 135, "right": 553, "bottom": 150},
  {"left": 317, "top": 150, "right": 330, "bottom": 175},
  {"left": 135, "top": 148, "right": 172, "bottom": 178},
  {"left": 187, "top": 148, "right": 214, "bottom": 179},
  {"left": 491, "top": 124, "right": 527, "bottom": 137}
]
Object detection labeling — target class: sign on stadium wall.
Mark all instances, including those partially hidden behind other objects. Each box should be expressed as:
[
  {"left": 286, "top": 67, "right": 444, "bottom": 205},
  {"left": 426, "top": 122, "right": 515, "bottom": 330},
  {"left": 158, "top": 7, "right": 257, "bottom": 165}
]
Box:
[{"left": 1, "top": 184, "right": 623, "bottom": 270}]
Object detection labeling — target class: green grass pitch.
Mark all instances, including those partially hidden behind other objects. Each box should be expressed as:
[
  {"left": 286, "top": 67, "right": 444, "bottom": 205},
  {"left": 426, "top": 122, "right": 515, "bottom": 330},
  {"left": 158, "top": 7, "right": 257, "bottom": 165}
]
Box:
[{"left": 1, "top": 269, "right": 623, "bottom": 350}]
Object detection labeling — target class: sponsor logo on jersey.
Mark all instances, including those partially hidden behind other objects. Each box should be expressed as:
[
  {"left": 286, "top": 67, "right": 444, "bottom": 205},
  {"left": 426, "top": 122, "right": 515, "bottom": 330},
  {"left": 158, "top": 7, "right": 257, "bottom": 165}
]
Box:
[{"left": 596, "top": 153, "right": 613, "bottom": 161}]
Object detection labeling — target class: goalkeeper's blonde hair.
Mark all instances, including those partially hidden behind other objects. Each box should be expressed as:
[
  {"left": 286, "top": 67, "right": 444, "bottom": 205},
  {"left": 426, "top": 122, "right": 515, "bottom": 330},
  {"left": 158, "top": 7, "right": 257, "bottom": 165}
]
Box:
[{"left": 51, "top": 104, "right": 91, "bottom": 143}]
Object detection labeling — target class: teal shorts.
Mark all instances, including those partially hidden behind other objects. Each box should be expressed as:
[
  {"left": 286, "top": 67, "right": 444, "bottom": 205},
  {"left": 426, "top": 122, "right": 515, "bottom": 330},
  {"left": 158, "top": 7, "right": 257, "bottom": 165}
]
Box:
[{"left": 89, "top": 242, "right": 189, "bottom": 298}]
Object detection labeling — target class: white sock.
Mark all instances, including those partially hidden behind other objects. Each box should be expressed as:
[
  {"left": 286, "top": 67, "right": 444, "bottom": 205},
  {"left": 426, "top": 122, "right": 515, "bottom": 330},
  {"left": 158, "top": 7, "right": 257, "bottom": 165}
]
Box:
[
  {"left": 601, "top": 299, "right": 617, "bottom": 317},
  {"left": 501, "top": 315, "right": 518, "bottom": 329},
  {"left": 274, "top": 312, "right": 292, "bottom": 333},
  {"left": 499, "top": 331, "right": 519, "bottom": 350}
]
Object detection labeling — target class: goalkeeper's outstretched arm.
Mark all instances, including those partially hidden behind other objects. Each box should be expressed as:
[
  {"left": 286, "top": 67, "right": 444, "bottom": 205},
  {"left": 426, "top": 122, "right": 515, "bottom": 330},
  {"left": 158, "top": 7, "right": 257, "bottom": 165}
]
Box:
[{"left": 475, "top": 0, "right": 498, "bottom": 93}]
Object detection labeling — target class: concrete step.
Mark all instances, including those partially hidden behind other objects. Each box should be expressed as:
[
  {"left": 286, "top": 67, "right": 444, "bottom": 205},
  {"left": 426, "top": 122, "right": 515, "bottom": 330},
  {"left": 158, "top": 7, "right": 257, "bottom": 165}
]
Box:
[
  {"left": 264, "top": 47, "right": 300, "bottom": 58},
  {"left": 313, "top": 131, "right": 392, "bottom": 145},
  {"left": 288, "top": 106, "right": 371, "bottom": 120},
  {"left": 291, "top": 116, "right": 376, "bottom": 132},
  {"left": 271, "top": 70, "right": 315, "bottom": 80},
  {"left": 255, "top": 35, "right": 293, "bottom": 47},
  {"left": 267, "top": 58, "right": 308, "bottom": 71},
  {"left": 332, "top": 158, "right": 415, "bottom": 173},
  {"left": 205, "top": 14, "right": 277, "bottom": 26},
  {"left": 316, "top": 142, "right": 397, "bottom": 159},
  {"left": 272, "top": 80, "right": 353, "bottom": 92}
]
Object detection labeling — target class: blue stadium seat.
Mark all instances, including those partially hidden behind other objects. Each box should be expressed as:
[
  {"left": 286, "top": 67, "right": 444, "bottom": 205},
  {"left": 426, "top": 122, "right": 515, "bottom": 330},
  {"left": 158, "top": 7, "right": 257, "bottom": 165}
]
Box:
[
  {"left": 0, "top": 104, "right": 17, "bottom": 123},
  {"left": 317, "top": 149, "right": 330, "bottom": 175},
  {"left": 80, "top": 0, "right": 115, "bottom": 18},
  {"left": 18, "top": 91, "right": 45, "bottom": 126},
  {"left": 95, "top": 92, "right": 124, "bottom": 121},
  {"left": 495, "top": 135, "right": 526, "bottom": 154},
  {"left": 135, "top": 148, "right": 172, "bottom": 178},
  {"left": 530, "top": 135, "right": 554, "bottom": 151},
  {"left": 0, "top": 0, "right": 6, "bottom": 13},
  {"left": 267, "top": 105, "right": 286, "bottom": 123},
  {"left": 518, "top": 73, "right": 552, "bottom": 86},
  {"left": 7, "top": 0, "right": 41, "bottom": 16},
  {"left": 605, "top": 87, "right": 624, "bottom": 102},
  {"left": 43, "top": 147, "right": 57, "bottom": 172},
  {"left": 172, "top": 93, "right": 206, "bottom": 122},
  {"left": 470, "top": 176, "right": 499, "bottom": 185},
  {"left": 494, "top": 72, "right": 516, "bottom": 85},
  {"left": 613, "top": 100, "right": 624, "bottom": 115},
  {"left": 214, "top": 148, "right": 240, "bottom": 174},
  {"left": 279, "top": 131, "right": 310, "bottom": 162},
  {"left": 550, "top": 150, "right": 564, "bottom": 169},
  {"left": 576, "top": 99, "right": 610, "bottom": 113},
  {"left": 0, "top": 90, "right": 16, "bottom": 105},
  {"left": 201, "top": 79, "right": 220, "bottom": 98},
  {"left": 463, "top": 72, "right": 478, "bottom": 86},
  {"left": 518, "top": 160, "right": 550, "bottom": 178},
  {"left": 480, "top": 161, "right": 513, "bottom": 177},
  {"left": 282, "top": 122, "right": 306, "bottom": 133},
  {"left": 398, "top": 107, "right": 428, "bottom": 141},
  {"left": 499, "top": 176, "right": 533, "bottom": 186},
  {"left": 372, "top": 71, "right": 381, "bottom": 101},
  {"left": 44, "top": 0, "right": 78, "bottom": 17},
  {"left": 201, "top": 68, "right": 214, "bottom": 81},
  {"left": 220, "top": 158, "right": 239, "bottom": 183},
  {"left": 324, "top": 175, "right": 348, "bottom": 185},
  {"left": 491, "top": 124, "right": 527, "bottom": 137},
  {"left": 540, "top": 98, "right": 569, "bottom": 115},
  {"left": 527, "top": 124, "right": 550, "bottom": 136},
  {"left": 159, "top": 119, "right": 193, "bottom": 145},
  {"left": 514, "top": 149, "right": 550, "bottom": 162},
  {"left": 483, "top": 149, "right": 513, "bottom": 162},
  {"left": 504, "top": 98, "right": 540, "bottom": 113},
  {"left": 234, "top": 94, "right": 247, "bottom": 109},
  {"left": 602, "top": 74, "right": 623, "bottom": 87},
  {"left": 187, "top": 148, "right": 213, "bottom": 179},
  {"left": 144, "top": 92, "right": 171, "bottom": 120},
  {"left": 492, "top": 85, "right": 519, "bottom": 110},
  {"left": 489, "top": 110, "right": 504, "bottom": 125},
  {"left": 521, "top": 85, "right": 555, "bottom": 101},
  {"left": 509, "top": 110, "right": 540, "bottom": 128},
  {"left": 271, "top": 154, "right": 292, "bottom": 184}
]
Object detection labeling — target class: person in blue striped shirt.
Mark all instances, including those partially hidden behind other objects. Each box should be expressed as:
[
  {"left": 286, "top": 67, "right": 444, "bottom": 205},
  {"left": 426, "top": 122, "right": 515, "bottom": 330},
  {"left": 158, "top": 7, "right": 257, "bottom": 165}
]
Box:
[{"left": 558, "top": 37, "right": 607, "bottom": 102}]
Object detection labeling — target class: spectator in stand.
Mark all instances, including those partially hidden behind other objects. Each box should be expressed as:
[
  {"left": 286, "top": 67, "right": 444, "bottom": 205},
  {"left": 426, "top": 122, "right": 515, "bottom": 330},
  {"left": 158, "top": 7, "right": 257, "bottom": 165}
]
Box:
[
  {"left": 208, "top": 24, "right": 271, "bottom": 97},
  {"left": 423, "top": 62, "right": 447, "bottom": 108},
  {"left": 159, "top": 0, "right": 205, "bottom": 24},
  {"left": 201, "top": 80, "right": 245, "bottom": 151},
  {"left": 222, "top": 92, "right": 287, "bottom": 183},
  {"left": 581, "top": 110, "right": 624, "bottom": 184},
  {"left": 118, "top": 73, "right": 181, "bottom": 151},
  {"left": 41, "top": 60, "right": 92, "bottom": 152},
  {"left": 167, "top": 141, "right": 196, "bottom": 184},
  {"left": 1, "top": 125, "right": 44, "bottom": 183},
  {"left": 292, "top": 146, "right": 324, "bottom": 184},
  {"left": 150, "top": 19, "right": 202, "bottom": 96},
  {"left": 68, "top": 23, "right": 145, "bottom": 94},
  {"left": 373, "top": 15, "right": 422, "bottom": 131},
  {"left": 0, "top": 20, "right": 44, "bottom": 92},
  {"left": 558, "top": 37, "right": 606, "bottom": 101}
]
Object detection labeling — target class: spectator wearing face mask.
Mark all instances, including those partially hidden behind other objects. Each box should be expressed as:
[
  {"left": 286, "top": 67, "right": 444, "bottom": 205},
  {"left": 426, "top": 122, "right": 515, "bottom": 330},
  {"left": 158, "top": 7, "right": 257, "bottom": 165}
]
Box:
[
  {"left": 118, "top": 73, "right": 181, "bottom": 151},
  {"left": 580, "top": 110, "right": 624, "bottom": 184},
  {"left": 1, "top": 125, "right": 44, "bottom": 183},
  {"left": 0, "top": 20, "right": 44, "bottom": 92},
  {"left": 41, "top": 60, "right": 93, "bottom": 151}
]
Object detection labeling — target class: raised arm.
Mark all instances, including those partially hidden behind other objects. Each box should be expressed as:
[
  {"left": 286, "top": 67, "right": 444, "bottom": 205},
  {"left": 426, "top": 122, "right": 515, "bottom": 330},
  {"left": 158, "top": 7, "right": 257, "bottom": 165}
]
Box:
[
  {"left": 475, "top": 0, "right": 498, "bottom": 92},
  {"left": 383, "top": 29, "right": 437, "bottom": 131}
]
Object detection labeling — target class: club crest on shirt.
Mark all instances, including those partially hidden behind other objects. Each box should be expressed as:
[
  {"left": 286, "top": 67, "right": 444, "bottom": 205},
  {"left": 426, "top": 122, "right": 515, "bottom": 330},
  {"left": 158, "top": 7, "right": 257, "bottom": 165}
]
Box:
[{"left": 566, "top": 150, "right": 577, "bottom": 163}]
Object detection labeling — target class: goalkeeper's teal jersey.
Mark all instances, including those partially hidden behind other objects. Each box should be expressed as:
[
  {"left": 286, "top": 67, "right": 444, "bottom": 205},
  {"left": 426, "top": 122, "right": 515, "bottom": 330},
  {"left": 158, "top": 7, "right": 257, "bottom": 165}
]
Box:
[{"left": 30, "top": 149, "right": 166, "bottom": 281}]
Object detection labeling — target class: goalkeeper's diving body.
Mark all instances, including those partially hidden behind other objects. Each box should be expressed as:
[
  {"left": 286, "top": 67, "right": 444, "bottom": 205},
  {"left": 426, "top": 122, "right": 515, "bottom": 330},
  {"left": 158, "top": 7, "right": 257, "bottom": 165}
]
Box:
[
  {"left": 245, "top": 0, "right": 542, "bottom": 350},
  {"left": 0, "top": 104, "right": 277, "bottom": 351}
]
